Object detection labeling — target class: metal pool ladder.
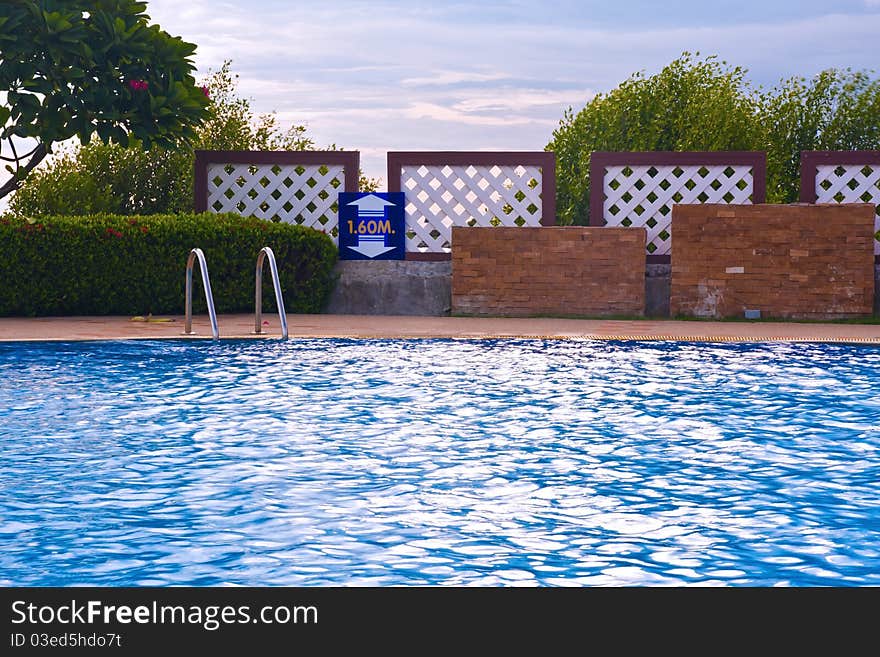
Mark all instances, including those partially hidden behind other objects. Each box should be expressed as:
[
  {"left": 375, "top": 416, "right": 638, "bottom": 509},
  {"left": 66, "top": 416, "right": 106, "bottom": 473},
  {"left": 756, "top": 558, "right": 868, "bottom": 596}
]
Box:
[
  {"left": 184, "top": 248, "right": 220, "bottom": 339},
  {"left": 254, "top": 246, "right": 288, "bottom": 339}
]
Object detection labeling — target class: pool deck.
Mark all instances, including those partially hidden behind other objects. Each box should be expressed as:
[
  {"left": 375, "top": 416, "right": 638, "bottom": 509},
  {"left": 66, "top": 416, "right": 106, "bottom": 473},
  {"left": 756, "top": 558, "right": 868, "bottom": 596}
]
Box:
[{"left": 1, "top": 314, "right": 880, "bottom": 343}]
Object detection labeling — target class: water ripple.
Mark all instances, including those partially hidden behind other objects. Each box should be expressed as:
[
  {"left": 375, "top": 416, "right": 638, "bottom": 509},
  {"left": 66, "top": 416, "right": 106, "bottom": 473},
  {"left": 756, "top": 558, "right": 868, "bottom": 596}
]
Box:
[{"left": 1, "top": 339, "right": 879, "bottom": 586}]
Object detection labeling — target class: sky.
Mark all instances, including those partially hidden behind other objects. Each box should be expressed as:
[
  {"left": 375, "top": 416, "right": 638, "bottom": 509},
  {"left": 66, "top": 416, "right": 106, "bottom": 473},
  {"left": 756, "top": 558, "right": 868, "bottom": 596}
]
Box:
[{"left": 20, "top": 1, "right": 880, "bottom": 189}]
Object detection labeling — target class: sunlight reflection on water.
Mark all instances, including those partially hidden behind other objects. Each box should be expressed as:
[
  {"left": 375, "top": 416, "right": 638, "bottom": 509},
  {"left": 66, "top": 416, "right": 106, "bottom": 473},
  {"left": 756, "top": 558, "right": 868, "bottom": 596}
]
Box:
[{"left": 1, "top": 338, "right": 879, "bottom": 586}]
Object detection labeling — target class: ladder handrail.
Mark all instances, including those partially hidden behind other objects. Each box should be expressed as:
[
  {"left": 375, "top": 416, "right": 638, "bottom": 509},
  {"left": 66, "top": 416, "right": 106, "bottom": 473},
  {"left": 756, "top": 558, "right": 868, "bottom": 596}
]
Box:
[
  {"left": 184, "top": 248, "right": 219, "bottom": 339},
  {"left": 254, "top": 246, "right": 288, "bottom": 339}
]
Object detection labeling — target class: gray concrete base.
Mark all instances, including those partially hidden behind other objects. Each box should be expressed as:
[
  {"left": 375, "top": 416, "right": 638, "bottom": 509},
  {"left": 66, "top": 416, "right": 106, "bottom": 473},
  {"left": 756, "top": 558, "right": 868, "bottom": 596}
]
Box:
[
  {"left": 875, "top": 264, "right": 880, "bottom": 316},
  {"left": 325, "top": 260, "right": 452, "bottom": 315},
  {"left": 646, "top": 263, "right": 671, "bottom": 317}
]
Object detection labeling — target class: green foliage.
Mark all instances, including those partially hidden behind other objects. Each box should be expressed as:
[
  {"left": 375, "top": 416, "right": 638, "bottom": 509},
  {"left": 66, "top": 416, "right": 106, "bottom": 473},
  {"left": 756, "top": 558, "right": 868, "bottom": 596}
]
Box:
[
  {"left": 0, "top": 213, "right": 337, "bottom": 316},
  {"left": 760, "top": 69, "right": 880, "bottom": 202},
  {"left": 548, "top": 53, "right": 761, "bottom": 225},
  {"left": 10, "top": 141, "right": 191, "bottom": 215},
  {"left": 11, "top": 60, "right": 378, "bottom": 215},
  {"left": 0, "top": 0, "right": 209, "bottom": 197},
  {"left": 548, "top": 52, "right": 880, "bottom": 224}
]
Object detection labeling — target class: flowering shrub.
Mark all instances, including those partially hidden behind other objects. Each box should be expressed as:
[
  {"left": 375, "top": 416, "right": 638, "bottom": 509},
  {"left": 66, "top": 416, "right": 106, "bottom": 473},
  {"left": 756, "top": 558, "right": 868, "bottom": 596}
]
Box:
[{"left": 0, "top": 213, "right": 337, "bottom": 316}]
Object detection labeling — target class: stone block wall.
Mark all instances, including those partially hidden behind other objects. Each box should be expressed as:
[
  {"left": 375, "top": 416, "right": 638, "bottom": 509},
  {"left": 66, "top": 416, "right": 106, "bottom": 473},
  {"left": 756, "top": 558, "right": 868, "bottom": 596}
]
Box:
[
  {"left": 670, "top": 204, "right": 875, "bottom": 319},
  {"left": 452, "top": 227, "right": 646, "bottom": 317}
]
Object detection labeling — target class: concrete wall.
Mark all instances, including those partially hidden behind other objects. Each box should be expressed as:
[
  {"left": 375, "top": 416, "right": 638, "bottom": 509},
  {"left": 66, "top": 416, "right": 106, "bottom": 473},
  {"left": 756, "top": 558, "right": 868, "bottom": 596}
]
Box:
[
  {"left": 451, "top": 226, "right": 645, "bottom": 317},
  {"left": 323, "top": 214, "right": 880, "bottom": 318},
  {"left": 324, "top": 260, "right": 452, "bottom": 315},
  {"left": 670, "top": 204, "right": 875, "bottom": 319},
  {"left": 325, "top": 259, "right": 670, "bottom": 318}
]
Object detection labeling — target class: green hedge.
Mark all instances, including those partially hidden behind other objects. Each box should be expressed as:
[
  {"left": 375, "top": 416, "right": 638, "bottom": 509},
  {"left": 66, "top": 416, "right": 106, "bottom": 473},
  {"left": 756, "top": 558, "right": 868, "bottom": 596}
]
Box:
[{"left": 0, "top": 213, "right": 338, "bottom": 316}]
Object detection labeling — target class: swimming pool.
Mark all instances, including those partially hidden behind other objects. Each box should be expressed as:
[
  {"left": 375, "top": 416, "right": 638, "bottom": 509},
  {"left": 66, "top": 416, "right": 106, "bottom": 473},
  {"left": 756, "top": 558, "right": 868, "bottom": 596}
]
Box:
[{"left": 1, "top": 338, "right": 878, "bottom": 586}]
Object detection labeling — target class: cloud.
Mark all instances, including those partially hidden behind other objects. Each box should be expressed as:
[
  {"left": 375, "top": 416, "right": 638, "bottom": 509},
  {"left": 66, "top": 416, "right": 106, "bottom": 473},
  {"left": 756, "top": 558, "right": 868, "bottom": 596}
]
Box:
[
  {"left": 451, "top": 88, "right": 597, "bottom": 113},
  {"left": 403, "top": 102, "right": 552, "bottom": 127},
  {"left": 7, "top": 0, "right": 876, "bottom": 190},
  {"left": 400, "top": 71, "right": 512, "bottom": 86}
]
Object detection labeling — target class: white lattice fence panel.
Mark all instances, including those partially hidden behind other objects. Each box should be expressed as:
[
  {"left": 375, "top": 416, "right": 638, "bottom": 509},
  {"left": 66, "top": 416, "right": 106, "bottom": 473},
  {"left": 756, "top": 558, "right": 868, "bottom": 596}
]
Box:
[
  {"left": 603, "top": 164, "right": 755, "bottom": 255},
  {"left": 815, "top": 163, "right": 880, "bottom": 255},
  {"left": 402, "top": 164, "right": 543, "bottom": 252},
  {"left": 206, "top": 163, "right": 344, "bottom": 241}
]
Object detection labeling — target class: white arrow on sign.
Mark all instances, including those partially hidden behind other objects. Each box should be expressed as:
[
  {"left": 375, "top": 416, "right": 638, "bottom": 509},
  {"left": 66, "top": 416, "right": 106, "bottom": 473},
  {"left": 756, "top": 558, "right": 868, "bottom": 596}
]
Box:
[
  {"left": 348, "top": 235, "right": 395, "bottom": 258},
  {"left": 346, "top": 194, "right": 396, "bottom": 214}
]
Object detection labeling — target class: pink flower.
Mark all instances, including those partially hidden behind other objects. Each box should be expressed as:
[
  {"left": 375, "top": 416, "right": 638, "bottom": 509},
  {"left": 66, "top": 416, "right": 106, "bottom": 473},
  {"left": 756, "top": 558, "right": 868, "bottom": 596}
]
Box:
[
  {"left": 128, "top": 79, "right": 148, "bottom": 91},
  {"left": 200, "top": 85, "right": 210, "bottom": 98}
]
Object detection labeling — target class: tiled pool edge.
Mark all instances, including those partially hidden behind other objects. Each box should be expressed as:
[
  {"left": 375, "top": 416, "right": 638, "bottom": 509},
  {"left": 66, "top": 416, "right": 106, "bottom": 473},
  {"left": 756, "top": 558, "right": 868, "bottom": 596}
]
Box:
[
  {"left": 2, "top": 314, "right": 880, "bottom": 345},
  {"left": 6, "top": 336, "right": 880, "bottom": 345}
]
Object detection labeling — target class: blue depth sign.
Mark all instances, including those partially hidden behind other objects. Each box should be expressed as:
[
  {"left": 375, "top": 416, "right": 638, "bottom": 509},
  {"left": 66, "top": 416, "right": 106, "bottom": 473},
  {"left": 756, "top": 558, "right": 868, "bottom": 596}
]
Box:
[{"left": 338, "top": 192, "right": 405, "bottom": 260}]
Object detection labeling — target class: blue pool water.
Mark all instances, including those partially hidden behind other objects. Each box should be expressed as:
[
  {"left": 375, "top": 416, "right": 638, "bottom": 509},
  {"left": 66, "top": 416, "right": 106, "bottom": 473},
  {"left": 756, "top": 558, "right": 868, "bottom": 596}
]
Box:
[{"left": 1, "top": 338, "right": 879, "bottom": 586}]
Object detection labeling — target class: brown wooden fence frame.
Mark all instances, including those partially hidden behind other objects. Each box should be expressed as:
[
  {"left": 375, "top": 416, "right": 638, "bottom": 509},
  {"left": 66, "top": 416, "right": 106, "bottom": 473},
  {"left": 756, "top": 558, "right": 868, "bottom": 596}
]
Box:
[
  {"left": 799, "top": 150, "right": 880, "bottom": 202},
  {"left": 194, "top": 150, "right": 360, "bottom": 213},
  {"left": 387, "top": 151, "right": 557, "bottom": 261},
  {"left": 589, "top": 151, "right": 767, "bottom": 263}
]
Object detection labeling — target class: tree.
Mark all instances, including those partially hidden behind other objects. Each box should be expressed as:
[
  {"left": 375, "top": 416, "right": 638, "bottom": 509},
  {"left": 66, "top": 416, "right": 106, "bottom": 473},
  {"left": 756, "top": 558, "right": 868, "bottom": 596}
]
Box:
[
  {"left": 547, "top": 53, "right": 762, "bottom": 225},
  {"left": 760, "top": 69, "right": 880, "bottom": 202},
  {"left": 0, "top": 0, "right": 209, "bottom": 201},
  {"left": 548, "top": 53, "right": 880, "bottom": 223},
  {"left": 7, "top": 138, "right": 193, "bottom": 216},
  {"left": 11, "top": 60, "right": 380, "bottom": 216}
]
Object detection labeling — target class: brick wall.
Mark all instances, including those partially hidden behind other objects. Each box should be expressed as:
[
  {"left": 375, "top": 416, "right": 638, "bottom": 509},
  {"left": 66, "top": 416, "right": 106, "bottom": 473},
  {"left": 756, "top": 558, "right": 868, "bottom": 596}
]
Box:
[
  {"left": 452, "top": 227, "right": 646, "bottom": 317},
  {"left": 671, "top": 204, "right": 875, "bottom": 319}
]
